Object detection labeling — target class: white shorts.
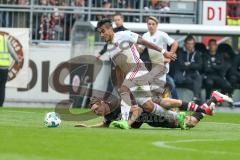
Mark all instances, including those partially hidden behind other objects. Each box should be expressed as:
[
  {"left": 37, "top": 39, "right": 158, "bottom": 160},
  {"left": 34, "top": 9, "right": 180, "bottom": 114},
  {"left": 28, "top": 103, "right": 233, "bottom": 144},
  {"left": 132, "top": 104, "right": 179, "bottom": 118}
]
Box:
[{"left": 124, "top": 69, "right": 152, "bottom": 106}]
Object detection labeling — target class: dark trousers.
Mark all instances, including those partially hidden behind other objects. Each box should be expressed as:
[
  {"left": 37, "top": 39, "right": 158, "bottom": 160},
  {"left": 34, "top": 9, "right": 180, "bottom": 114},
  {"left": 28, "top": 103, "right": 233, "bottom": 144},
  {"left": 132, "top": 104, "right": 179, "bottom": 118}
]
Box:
[
  {"left": 0, "top": 69, "right": 8, "bottom": 107},
  {"left": 205, "top": 74, "right": 233, "bottom": 99},
  {"left": 228, "top": 74, "right": 240, "bottom": 89},
  {"left": 166, "top": 75, "right": 178, "bottom": 99},
  {"left": 176, "top": 72, "right": 202, "bottom": 99}
]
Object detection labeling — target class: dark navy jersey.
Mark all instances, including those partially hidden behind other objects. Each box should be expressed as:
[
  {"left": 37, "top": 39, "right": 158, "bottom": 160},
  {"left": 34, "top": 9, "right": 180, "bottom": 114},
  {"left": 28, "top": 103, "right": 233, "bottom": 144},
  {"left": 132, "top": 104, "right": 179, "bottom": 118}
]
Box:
[{"left": 104, "top": 106, "right": 177, "bottom": 128}]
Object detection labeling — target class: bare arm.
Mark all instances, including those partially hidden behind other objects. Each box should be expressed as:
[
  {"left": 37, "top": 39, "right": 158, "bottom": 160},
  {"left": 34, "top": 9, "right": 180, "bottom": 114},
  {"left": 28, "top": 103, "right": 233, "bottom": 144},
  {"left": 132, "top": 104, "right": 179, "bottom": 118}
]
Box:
[
  {"left": 74, "top": 121, "right": 109, "bottom": 128},
  {"left": 137, "top": 36, "right": 176, "bottom": 61},
  {"left": 89, "top": 122, "right": 109, "bottom": 128},
  {"left": 128, "top": 105, "right": 143, "bottom": 127},
  {"left": 170, "top": 41, "right": 178, "bottom": 54}
]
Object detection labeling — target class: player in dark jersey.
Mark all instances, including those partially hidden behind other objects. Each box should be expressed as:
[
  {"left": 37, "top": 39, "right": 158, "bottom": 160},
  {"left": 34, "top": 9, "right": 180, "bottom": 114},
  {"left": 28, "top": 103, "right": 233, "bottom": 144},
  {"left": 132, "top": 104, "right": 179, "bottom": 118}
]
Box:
[
  {"left": 75, "top": 90, "right": 232, "bottom": 129},
  {"left": 75, "top": 96, "right": 185, "bottom": 129}
]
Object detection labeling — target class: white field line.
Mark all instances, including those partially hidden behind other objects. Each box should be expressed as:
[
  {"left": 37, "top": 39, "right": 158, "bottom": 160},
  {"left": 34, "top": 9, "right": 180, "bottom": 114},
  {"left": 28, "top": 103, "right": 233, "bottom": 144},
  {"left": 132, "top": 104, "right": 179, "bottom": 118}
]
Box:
[
  {"left": 202, "top": 122, "right": 240, "bottom": 126},
  {"left": 153, "top": 139, "right": 240, "bottom": 156}
]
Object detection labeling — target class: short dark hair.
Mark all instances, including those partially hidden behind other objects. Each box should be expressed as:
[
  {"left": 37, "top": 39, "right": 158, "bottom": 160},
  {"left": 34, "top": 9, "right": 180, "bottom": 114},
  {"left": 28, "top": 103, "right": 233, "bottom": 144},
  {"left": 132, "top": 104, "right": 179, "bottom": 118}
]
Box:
[
  {"left": 113, "top": 12, "right": 123, "bottom": 18},
  {"left": 95, "top": 18, "right": 112, "bottom": 31},
  {"left": 208, "top": 39, "right": 217, "bottom": 45},
  {"left": 184, "top": 35, "right": 195, "bottom": 43},
  {"left": 89, "top": 96, "right": 103, "bottom": 108}
]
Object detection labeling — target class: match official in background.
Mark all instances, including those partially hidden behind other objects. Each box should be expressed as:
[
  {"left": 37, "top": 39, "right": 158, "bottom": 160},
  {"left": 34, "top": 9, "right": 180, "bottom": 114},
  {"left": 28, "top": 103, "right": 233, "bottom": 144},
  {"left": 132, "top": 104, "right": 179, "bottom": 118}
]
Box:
[
  {"left": 228, "top": 53, "right": 240, "bottom": 89},
  {"left": 98, "top": 12, "right": 127, "bottom": 56},
  {"left": 0, "top": 32, "right": 18, "bottom": 107}
]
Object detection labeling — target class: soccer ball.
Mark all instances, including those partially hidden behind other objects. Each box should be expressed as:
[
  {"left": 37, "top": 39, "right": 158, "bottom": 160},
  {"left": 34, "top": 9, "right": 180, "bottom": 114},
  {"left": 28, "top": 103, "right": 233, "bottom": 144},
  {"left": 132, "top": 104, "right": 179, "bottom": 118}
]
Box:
[{"left": 44, "top": 112, "right": 61, "bottom": 128}]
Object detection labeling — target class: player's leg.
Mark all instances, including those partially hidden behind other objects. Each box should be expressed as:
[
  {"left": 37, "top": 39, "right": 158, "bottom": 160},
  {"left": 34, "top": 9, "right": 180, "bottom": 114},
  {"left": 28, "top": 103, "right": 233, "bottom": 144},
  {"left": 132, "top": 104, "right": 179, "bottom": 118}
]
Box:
[
  {"left": 209, "top": 90, "right": 233, "bottom": 104},
  {"left": 184, "top": 112, "right": 205, "bottom": 128},
  {"left": 118, "top": 85, "right": 133, "bottom": 121},
  {"left": 184, "top": 91, "right": 234, "bottom": 128},
  {"left": 205, "top": 76, "right": 214, "bottom": 100},
  {"left": 215, "top": 76, "right": 233, "bottom": 98},
  {"left": 0, "top": 69, "right": 8, "bottom": 107},
  {"left": 152, "top": 95, "right": 214, "bottom": 115}
]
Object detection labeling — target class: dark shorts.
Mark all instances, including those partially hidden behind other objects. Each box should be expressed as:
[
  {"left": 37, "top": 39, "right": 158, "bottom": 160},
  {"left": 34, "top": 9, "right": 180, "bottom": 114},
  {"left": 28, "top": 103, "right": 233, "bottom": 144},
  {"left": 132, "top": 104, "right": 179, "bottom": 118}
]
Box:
[{"left": 131, "top": 112, "right": 177, "bottom": 129}]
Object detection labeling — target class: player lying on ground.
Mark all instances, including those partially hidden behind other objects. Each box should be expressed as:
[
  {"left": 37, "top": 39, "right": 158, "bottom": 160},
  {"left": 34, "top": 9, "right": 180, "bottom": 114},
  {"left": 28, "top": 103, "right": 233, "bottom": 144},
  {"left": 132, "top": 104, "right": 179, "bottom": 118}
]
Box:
[
  {"left": 75, "top": 91, "right": 232, "bottom": 129},
  {"left": 95, "top": 18, "right": 216, "bottom": 122}
]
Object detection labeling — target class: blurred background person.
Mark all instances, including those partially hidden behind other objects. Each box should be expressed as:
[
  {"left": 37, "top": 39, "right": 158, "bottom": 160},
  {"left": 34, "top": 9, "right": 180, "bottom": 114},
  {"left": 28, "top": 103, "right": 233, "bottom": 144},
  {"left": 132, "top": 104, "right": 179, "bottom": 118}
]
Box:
[
  {"left": 175, "top": 35, "right": 202, "bottom": 103},
  {"left": 38, "top": 0, "right": 64, "bottom": 40},
  {"left": 71, "top": 0, "right": 85, "bottom": 22},
  {"left": 159, "top": 0, "right": 170, "bottom": 23},
  {"left": 203, "top": 39, "right": 233, "bottom": 99},
  {"left": 97, "top": 0, "right": 112, "bottom": 20},
  {"left": 228, "top": 51, "right": 240, "bottom": 90}
]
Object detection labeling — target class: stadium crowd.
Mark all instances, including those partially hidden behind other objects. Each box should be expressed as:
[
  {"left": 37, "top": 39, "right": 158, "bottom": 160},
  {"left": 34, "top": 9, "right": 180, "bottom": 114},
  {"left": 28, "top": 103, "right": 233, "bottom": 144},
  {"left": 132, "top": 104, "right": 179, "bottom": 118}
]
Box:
[
  {"left": 0, "top": 0, "right": 239, "bottom": 103},
  {"left": 169, "top": 36, "right": 240, "bottom": 102},
  {"left": 0, "top": 0, "right": 171, "bottom": 40}
]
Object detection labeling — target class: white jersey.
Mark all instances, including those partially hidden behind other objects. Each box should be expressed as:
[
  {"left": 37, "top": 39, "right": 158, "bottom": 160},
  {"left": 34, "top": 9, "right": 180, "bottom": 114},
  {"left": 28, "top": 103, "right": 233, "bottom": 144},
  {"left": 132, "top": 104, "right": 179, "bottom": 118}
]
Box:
[
  {"left": 107, "top": 31, "right": 148, "bottom": 80},
  {"left": 141, "top": 30, "right": 175, "bottom": 82}
]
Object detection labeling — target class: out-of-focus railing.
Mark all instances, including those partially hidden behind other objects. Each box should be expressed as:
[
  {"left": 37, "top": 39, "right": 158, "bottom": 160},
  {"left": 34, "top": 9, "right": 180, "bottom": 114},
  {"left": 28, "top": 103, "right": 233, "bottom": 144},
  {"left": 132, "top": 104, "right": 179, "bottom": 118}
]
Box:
[{"left": 0, "top": 0, "right": 197, "bottom": 42}]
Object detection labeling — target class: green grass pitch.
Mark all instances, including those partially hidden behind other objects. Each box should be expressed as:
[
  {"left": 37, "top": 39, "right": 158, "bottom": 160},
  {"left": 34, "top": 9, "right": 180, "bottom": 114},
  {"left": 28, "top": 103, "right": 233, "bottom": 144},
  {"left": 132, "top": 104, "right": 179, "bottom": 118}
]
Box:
[{"left": 0, "top": 107, "right": 240, "bottom": 160}]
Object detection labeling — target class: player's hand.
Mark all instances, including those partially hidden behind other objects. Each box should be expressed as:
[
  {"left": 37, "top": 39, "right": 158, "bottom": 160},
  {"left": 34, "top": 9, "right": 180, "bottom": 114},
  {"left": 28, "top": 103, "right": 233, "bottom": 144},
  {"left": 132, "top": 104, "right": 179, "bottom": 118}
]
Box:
[
  {"left": 74, "top": 123, "right": 88, "bottom": 128},
  {"left": 164, "top": 58, "right": 171, "bottom": 64},
  {"left": 96, "top": 53, "right": 101, "bottom": 61},
  {"left": 164, "top": 51, "right": 177, "bottom": 61}
]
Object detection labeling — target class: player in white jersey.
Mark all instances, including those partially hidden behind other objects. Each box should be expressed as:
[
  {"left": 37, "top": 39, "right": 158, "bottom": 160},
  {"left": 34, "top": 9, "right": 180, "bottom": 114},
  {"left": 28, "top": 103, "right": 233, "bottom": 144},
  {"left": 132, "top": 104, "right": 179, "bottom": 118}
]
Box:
[
  {"left": 138, "top": 16, "right": 178, "bottom": 96},
  {"left": 95, "top": 19, "right": 215, "bottom": 127},
  {"left": 95, "top": 18, "right": 177, "bottom": 120}
]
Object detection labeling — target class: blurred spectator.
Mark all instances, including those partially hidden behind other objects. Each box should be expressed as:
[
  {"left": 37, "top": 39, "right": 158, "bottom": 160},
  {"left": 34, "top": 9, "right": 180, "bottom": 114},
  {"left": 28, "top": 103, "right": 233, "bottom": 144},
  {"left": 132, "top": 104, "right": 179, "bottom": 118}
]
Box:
[
  {"left": 97, "top": 0, "right": 112, "bottom": 20},
  {"left": 217, "top": 43, "right": 235, "bottom": 62},
  {"left": 203, "top": 39, "right": 233, "bottom": 99},
  {"left": 144, "top": 0, "right": 160, "bottom": 11},
  {"left": 144, "top": 0, "right": 170, "bottom": 23},
  {"left": 174, "top": 35, "right": 202, "bottom": 103},
  {"left": 195, "top": 42, "right": 207, "bottom": 55},
  {"left": 160, "top": 0, "right": 170, "bottom": 12},
  {"left": 228, "top": 53, "right": 240, "bottom": 89},
  {"left": 160, "top": 0, "right": 170, "bottom": 23},
  {"left": 38, "top": 0, "right": 64, "bottom": 40},
  {"left": 114, "top": 0, "right": 127, "bottom": 8},
  {"left": 218, "top": 43, "right": 236, "bottom": 84},
  {"left": 71, "top": 0, "right": 85, "bottom": 22},
  {"left": 17, "top": 0, "right": 28, "bottom": 5}
]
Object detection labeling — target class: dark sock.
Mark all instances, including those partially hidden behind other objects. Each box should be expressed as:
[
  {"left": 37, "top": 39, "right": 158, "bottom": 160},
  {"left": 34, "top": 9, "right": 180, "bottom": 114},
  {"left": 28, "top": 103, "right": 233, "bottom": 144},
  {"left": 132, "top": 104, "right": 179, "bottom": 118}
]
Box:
[
  {"left": 194, "top": 105, "right": 206, "bottom": 113},
  {"left": 179, "top": 101, "right": 189, "bottom": 111},
  {"left": 192, "top": 112, "right": 204, "bottom": 121},
  {"left": 206, "top": 97, "right": 217, "bottom": 105},
  {"left": 180, "top": 101, "right": 205, "bottom": 113}
]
